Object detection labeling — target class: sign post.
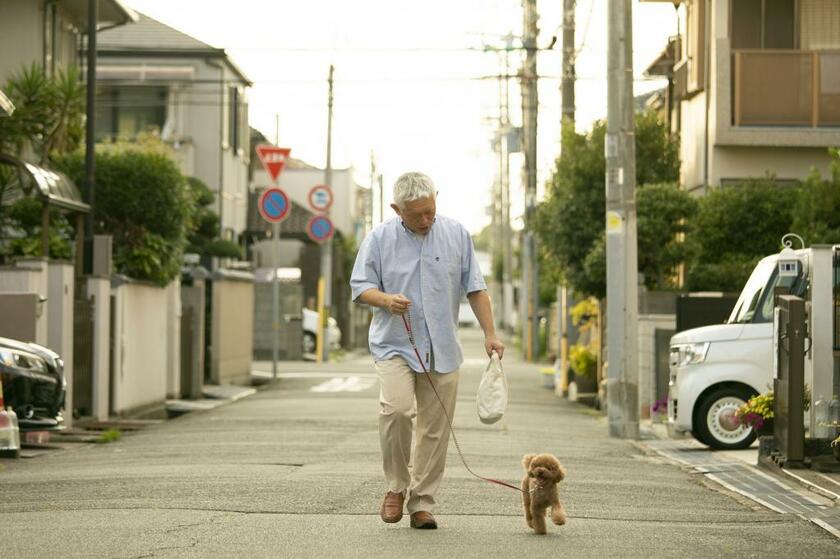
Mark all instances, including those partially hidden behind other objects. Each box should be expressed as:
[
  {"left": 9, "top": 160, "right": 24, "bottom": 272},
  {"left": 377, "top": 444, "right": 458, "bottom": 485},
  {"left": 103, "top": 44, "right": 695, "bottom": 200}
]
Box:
[
  {"left": 256, "top": 145, "right": 292, "bottom": 380},
  {"left": 307, "top": 184, "right": 334, "bottom": 364}
]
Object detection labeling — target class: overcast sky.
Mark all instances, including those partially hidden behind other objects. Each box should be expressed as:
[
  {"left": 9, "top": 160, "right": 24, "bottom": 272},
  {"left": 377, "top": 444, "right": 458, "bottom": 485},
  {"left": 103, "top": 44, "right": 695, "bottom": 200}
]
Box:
[{"left": 123, "top": 0, "right": 679, "bottom": 233}]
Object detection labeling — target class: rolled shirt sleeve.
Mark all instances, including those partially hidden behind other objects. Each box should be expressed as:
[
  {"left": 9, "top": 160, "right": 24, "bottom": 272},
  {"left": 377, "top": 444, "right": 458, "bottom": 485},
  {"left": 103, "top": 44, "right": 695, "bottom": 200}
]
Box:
[{"left": 350, "top": 233, "right": 382, "bottom": 302}]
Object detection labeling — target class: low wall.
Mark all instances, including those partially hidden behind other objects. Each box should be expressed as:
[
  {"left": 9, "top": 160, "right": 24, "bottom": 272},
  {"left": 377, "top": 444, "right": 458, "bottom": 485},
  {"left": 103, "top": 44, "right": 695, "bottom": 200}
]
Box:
[
  {"left": 111, "top": 278, "right": 170, "bottom": 415},
  {"left": 211, "top": 270, "right": 254, "bottom": 385}
]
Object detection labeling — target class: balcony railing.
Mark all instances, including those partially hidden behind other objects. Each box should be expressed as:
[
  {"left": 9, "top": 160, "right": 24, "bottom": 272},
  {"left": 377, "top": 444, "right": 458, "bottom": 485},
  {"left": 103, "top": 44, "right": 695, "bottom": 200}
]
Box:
[{"left": 733, "top": 49, "right": 840, "bottom": 128}]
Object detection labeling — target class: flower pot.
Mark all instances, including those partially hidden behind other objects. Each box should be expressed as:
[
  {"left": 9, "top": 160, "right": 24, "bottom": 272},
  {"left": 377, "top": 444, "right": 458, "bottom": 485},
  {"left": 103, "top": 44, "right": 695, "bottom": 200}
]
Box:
[{"left": 753, "top": 419, "right": 774, "bottom": 438}]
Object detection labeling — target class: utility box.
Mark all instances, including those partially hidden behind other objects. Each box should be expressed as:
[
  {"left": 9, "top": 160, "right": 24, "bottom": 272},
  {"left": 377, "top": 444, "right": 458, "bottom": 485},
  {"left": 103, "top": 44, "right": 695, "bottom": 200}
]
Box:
[{"left": 0, "top": 292, "right": 43, "bottom": 342}]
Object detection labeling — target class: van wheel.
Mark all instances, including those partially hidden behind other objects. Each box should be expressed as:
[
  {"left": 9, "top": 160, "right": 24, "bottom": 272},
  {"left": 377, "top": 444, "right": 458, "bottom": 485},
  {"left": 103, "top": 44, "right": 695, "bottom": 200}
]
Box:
[{"left": 693, "top": 386, "right": 757, "bottom": 450}]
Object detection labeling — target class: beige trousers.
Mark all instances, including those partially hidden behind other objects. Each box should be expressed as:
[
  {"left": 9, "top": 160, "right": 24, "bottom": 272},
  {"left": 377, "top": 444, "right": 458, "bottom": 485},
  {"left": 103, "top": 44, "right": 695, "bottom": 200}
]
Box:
[{"left": 374, "top": 356, "right": 460, "bottom": 514}]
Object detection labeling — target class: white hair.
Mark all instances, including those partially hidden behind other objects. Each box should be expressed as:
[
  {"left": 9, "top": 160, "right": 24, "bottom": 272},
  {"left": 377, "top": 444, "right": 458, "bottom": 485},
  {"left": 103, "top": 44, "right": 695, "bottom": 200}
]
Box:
[{"left": 393, "top": 172, "right": 436, "bottom": 208}]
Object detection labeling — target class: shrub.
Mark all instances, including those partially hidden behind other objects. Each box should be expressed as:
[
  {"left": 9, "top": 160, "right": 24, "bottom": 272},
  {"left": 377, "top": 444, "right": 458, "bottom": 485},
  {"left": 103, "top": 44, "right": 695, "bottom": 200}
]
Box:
[
  {"left": 569, "top": 344, "right": 597, "bottom": 377},
  {"left": 686, "top": 179, "right": 796, "bottom": 292},
  {"left": 54, "top": 143, "right": 191, "bottom": 285}
]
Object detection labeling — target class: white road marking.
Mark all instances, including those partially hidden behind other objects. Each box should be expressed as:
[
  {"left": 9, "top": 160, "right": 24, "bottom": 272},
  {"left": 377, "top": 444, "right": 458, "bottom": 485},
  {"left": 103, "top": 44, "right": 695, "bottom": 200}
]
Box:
[{"left": 310, "top": 376, "right": 377, "bottom": 393}]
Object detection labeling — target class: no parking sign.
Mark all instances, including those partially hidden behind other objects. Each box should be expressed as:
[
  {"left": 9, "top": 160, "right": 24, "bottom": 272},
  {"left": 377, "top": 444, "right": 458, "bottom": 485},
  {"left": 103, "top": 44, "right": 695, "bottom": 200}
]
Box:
[
  {"left": 258, "top": 188, "right": 291, "bottom": 224},
  {"left": 306, "top": 215, "right": 334, "bottom": 244}
]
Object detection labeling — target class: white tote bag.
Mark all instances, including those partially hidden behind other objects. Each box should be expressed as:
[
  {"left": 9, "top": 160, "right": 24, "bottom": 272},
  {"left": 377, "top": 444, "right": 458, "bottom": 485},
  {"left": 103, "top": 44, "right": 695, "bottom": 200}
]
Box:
[{"left": 476, "top": 351, "right": 508, "bottom": 424}]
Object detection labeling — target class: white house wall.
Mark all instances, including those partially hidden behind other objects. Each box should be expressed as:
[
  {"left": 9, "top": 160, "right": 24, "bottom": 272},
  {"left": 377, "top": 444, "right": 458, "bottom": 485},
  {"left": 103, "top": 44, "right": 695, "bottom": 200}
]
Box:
[
  {"left": 96, "top": 56, "right": 249, "bottom": 240},
  {"left": 679, "top": 92, "right": 709, "bottom": 192},
  {"left": 0, "top": 1, "right": 84, "bottom": 82},
  {"left": 679, "top": 0, "right": 840, "bottom": 192}
]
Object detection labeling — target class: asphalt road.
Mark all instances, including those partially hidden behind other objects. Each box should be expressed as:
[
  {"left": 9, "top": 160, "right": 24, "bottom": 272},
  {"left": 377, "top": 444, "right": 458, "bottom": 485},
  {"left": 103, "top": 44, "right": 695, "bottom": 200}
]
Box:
[{"left": 1, "top": 328, "right": 838, "bottom": 558}]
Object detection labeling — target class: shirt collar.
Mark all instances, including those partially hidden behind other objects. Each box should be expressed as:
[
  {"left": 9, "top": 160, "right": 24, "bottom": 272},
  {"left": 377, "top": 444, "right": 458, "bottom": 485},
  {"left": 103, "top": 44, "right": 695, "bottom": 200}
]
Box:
[{"left": 399, "top": 217, "right": 436, "bottom": 238}]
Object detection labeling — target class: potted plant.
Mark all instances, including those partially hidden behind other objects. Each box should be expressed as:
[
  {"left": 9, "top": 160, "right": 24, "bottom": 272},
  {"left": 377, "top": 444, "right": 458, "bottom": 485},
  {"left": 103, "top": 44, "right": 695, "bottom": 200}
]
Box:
[
  {"left": 831, "top": 435, "right": 840, "bottom": 461},
  {"left": 735, "top": 392, "right": 774, "bottom": 437},
  {"left": 569, "top": 343, "right": 598, "bottom": 394}
]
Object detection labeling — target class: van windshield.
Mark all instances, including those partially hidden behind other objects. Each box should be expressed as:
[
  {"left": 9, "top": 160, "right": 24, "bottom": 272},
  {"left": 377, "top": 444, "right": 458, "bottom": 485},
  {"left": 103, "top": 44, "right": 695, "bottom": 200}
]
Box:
[{"left": 727, "top": 258, "right": 776, "bottom": 324}]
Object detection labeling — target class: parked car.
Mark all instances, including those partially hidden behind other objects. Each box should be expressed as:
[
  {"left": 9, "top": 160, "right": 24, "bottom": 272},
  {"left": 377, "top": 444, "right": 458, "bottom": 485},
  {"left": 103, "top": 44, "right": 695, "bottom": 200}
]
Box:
[
  {"left": 0, "top": 336, "right": 65, "bottom": 431},
  {"left": 668, "top": 247, "right": 811, "bottom": 450},
  {"left": 301, "top": 309, "right": 341, "bottom": 355}
]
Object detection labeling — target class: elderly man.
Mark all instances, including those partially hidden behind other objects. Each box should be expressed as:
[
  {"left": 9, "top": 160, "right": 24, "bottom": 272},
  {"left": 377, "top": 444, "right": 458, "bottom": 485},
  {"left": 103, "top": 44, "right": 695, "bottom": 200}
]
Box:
[{"left": 350, "top": 171, "right": 504, "bottom": 530}]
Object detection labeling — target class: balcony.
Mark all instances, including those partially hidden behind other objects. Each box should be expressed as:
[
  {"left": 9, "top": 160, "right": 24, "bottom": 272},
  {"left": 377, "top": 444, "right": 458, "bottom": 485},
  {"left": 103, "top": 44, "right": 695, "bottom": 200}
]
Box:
[{"left": 733, "top": 50, "right": 840, "bottom": 128}]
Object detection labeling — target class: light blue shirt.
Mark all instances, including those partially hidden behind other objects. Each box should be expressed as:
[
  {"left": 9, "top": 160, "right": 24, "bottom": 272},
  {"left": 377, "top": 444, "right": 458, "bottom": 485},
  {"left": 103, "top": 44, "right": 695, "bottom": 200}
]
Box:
[{"left": 350, "top": 215, "right": 486, "bottom": 373}]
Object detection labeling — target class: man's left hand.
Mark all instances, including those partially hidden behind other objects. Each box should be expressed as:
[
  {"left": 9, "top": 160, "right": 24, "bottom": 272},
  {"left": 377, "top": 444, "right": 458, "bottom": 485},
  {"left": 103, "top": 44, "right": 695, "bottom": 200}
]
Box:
[{"left": 485, "top": 336, "right": 505, "bottom": 359}]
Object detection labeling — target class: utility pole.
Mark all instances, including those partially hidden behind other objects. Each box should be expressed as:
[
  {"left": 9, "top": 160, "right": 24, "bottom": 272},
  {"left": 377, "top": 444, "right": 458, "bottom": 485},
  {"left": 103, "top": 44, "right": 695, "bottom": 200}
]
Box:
[
  {"left": 558, "top": 0, "right": 576, "bottom": 396},
  {"left": 84, "top": 0, "right": 97, "bottom": 245},
  {"left": 317, "top": 65, "right": 334, "bottom": 363},
  {"left": 521, "top": 0, "right": 539, "bottom": 361},
  {"left": 378, "top": 174, "right": 384, "bottom": 225},
  {"left": 369, "top": 150, "right": 377, "bottom": 229},
  {"left": 606, "top": 0, "right": 639, "bottom": 439},
  {"left": 501, "top": 36, "right": 514, "bottom": 334},
  {"left": 561, "top": 0, "right": 576, "bottom": 133}
]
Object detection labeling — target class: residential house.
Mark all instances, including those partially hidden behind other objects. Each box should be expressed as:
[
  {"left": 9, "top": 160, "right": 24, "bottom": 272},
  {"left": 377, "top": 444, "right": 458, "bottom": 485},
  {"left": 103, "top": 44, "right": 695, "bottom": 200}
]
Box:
[
  {"left": 95, "top": 12, "right": 252, "bottom": 242},
  {"left": 0, "top": 0, "right": 137, "bottom": 82},
  {"left": 643, "top": 0, "right": 840, "bottom": 193}
]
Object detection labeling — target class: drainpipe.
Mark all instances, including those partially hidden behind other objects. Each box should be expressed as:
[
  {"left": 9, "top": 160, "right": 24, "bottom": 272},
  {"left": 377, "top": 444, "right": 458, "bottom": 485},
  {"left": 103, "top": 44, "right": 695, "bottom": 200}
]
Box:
[{"left": 205, "top": 58, "right": 225, "bottom": 249}]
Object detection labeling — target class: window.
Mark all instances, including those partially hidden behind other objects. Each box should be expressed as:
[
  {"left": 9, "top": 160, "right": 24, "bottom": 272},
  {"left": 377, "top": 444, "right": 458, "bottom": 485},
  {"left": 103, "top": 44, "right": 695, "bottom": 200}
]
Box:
[
  {"left": 228, "top": 85, "right": 248, "bottom": 156},
  {"left": 685, "top": 0, "right": 707, "bottom": 92},
  {"left": 95, "top": 86, "right": 168, "bottom": 141},
  {"left": 731, "top": 0, "right": 797, "bottom": 49}
]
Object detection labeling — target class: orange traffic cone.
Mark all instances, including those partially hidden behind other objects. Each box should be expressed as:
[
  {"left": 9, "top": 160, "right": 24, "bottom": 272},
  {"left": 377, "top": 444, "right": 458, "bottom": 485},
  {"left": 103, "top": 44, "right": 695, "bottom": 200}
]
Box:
[{"left": 0, "top": 381, "right": 21, "bottom": 459}]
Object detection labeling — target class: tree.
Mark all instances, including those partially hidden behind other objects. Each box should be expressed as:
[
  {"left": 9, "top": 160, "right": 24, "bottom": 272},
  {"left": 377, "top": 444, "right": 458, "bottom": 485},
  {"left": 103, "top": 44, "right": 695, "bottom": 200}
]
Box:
[
  {"left": 0, "top": 64, "right": 84, "bottom": 260},
  {"left": 0, "top": 64, "right": 84, "bottom": 164},
  {"left": 185, "top": 176, "right": 242, "bottom": 260},
  {"left": 791, "top": 149, "right": 840, "bottom": 245},
  {"left": 534, "top": 111, "right": 681, "bottom": 298},
  {"left": 685, "top": 179, "right": 797, "bottom": 292}
]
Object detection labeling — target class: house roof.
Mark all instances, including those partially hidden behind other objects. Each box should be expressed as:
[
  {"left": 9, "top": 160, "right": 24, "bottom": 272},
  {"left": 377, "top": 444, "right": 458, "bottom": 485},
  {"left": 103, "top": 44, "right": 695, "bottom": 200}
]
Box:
[
  {"left": 98, "top": 12, "right": 214, "bottom": 51},
  {"left": 60, "top": 0, "right": 139, "bottom": 30},
  {"left": 644, "top": 36, "right": 680, "bottom": 78},
  {"left": 97, "top": 13, "right": 252, "bottom": 85}
]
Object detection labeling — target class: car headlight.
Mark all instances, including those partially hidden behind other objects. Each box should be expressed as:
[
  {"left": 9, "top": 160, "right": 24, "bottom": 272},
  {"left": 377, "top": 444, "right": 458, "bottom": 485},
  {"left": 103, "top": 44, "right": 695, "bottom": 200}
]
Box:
[
  {"left": 0, "top": 347, "right": 48, "bottom": 373},
  {"left": 669, "top": 342, "right": 710, "bottom": 367}
]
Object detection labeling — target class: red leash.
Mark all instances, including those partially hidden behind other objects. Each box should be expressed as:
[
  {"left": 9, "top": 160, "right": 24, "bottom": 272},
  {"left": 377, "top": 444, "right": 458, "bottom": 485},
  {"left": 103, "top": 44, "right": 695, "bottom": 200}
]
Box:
[{"left": 400, "top": 313, "right": 524, "bottom": 494}]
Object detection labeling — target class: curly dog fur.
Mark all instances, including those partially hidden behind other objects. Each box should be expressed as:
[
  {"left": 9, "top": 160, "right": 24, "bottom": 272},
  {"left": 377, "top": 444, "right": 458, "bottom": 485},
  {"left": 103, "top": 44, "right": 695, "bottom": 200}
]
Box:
[{"left": 521, "top": 453, "right": 567, "bottom": 534}]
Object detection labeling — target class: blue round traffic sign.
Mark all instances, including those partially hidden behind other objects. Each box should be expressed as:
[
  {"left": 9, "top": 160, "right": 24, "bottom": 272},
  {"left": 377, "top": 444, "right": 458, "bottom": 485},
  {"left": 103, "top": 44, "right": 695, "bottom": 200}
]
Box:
[
  {"left": 258, "top": 188, "right": 291, "bottom": 224},
  {"left": 306, "top": 215, "right": 334, "bottom": 244}
]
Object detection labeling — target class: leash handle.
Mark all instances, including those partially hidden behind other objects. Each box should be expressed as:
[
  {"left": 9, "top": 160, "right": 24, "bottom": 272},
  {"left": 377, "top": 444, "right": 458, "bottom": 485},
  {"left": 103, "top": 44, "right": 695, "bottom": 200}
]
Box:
[{"left": 400, "top": 313, "right": 523, "bottom": 494}]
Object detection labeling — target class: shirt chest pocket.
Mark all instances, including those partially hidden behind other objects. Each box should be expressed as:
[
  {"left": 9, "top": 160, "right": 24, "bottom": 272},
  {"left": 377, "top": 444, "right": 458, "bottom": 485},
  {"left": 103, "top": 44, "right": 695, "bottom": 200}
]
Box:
[{"left": 424, "top": 253, "right": 460, "bottom": 284}]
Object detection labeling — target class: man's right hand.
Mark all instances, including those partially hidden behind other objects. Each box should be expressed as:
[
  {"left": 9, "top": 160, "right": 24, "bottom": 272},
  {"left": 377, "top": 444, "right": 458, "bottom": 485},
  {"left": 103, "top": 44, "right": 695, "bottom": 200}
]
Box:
[{"left": 384, "top": 293, "right": 411, "bottom": 315}]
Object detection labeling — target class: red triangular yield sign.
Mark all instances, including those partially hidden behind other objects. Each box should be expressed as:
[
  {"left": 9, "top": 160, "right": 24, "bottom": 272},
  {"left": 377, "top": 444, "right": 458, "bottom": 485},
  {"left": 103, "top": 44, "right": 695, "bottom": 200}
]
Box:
[{"left": 256, "top": 144, "right": 292, "bottom": 182}]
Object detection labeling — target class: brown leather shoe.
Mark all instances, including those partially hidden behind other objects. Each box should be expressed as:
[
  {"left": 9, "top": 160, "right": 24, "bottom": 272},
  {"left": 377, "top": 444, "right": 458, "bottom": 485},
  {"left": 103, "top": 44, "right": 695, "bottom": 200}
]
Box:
[
  {"left": 380, "top": 491, "right": 405, "bottom": 523},
  {"left": 410, "top": 511, "right": 437, "bottom": 529}
]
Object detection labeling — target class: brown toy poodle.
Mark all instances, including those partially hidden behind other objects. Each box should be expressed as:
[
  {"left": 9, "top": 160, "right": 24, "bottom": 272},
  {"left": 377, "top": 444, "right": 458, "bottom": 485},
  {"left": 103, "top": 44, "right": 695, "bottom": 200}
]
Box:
[{"left": 521, "top": 453, "right": 567, "bottom": 534}]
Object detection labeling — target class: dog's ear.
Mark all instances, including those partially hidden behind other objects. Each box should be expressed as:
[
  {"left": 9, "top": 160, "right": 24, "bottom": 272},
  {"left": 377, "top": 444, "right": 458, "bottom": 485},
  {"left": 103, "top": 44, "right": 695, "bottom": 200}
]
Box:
[
  {"left": 522, "top": 454, "right": 536, "bottom": 469},
  {"left": 554, "top": 465, "right": 566, "bottom": 482}
]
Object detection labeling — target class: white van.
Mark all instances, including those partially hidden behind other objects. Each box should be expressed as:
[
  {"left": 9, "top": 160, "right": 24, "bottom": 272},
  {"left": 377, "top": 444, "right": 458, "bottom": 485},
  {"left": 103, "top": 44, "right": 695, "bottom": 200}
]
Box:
[{"left": 668, "top": 248, "right": 809, "bottom": 449}]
